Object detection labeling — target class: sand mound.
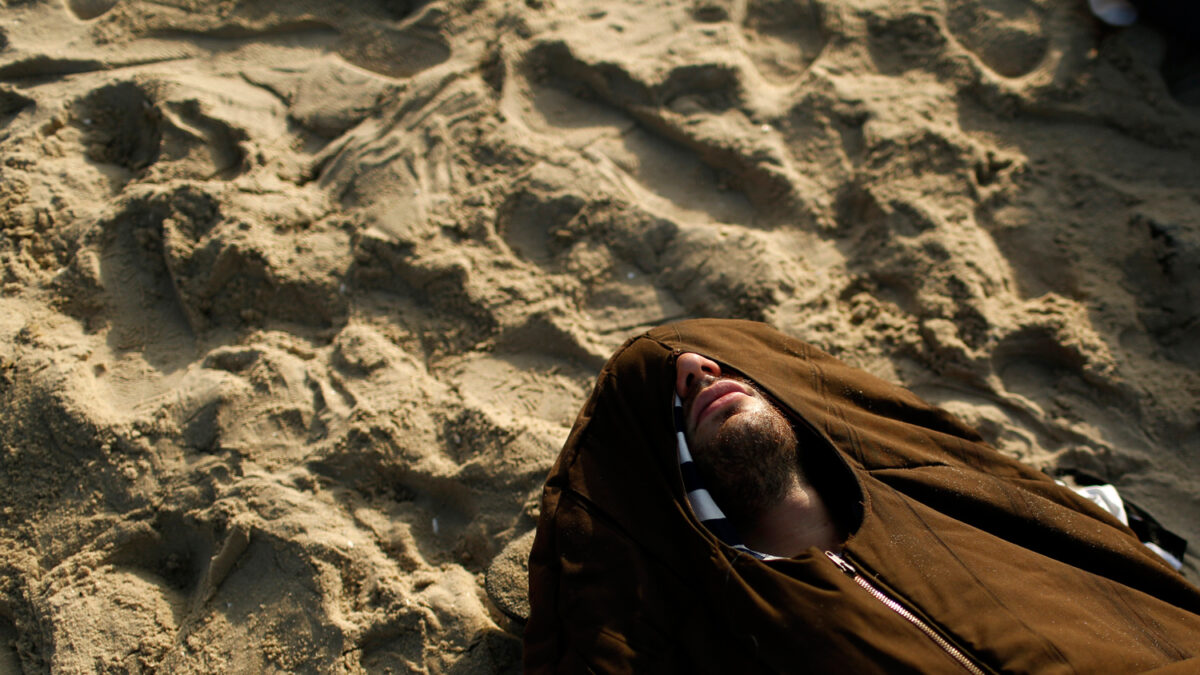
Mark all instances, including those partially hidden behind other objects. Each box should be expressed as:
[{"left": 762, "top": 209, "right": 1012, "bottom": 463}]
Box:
[{"left": 0, "top": 0, "right": 1197, "bottom": 671}]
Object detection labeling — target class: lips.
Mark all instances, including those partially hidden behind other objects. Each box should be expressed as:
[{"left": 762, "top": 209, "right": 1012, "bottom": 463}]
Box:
[{"left": 689, "top": 379, "right": 752, "bottom": 432}]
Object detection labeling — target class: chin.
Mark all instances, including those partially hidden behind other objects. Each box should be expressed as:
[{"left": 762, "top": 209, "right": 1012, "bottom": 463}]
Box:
[{"left": 691, "top": 406, "right": 799, "bottom": 511}]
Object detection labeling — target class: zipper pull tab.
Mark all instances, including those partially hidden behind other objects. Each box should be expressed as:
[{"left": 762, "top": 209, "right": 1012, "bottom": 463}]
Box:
[{"left": 825, "top": 550, "right": 857, "bottom": 576}]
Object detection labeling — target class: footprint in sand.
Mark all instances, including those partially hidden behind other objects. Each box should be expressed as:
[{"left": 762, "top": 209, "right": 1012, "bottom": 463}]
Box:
[
  {"left": 337, "top": 25, "right": 450, "bottom": 79},
  {"left": 336, "top": 5, "right": 450, "bottom": 80},
  {"left": 74, "top": 79, "right": 259, "bottom": 180},
  {"left": 38, "top": 515, "right": 228, "bottom": 669},
  {"left": 1, "top": 87, "right": 33, "bottom": 126},
  {"left": 158, "top": 97, "right": 248, "bottom": 179},
  {"left": 946, "top": 0, "right": 1049, "bottom": 78},
  {"left": 73, "top": 81, "right": 163, "bottom": 171},
  {"left": 992, "top": 324, "right": 1098, "bottom": 408},
  {"left": 65, "top": 0, "right": 119, "bottom": 21},
  {"left": 740, "top": 0, "right": 827, "bottom": 84},
  {"left": 103, "top": 515, "right": 215, "bottom": 596}
]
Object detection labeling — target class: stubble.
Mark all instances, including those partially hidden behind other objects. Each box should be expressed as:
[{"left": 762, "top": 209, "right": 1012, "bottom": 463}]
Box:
[{"left": 688, "top": 381, "right": 801, "bottom": 529}]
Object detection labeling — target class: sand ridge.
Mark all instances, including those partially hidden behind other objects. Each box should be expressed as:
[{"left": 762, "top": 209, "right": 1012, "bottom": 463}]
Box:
[{"left": 0, "top": 0, "right": 1197, "bottom": 671}]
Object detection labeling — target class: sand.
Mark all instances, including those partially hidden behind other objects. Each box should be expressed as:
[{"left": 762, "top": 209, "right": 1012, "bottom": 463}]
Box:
[{"left": 0, "top": 0, "right": 1197, "bottom": 671}]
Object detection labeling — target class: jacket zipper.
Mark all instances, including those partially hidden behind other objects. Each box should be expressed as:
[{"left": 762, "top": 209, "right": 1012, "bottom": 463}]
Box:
[{"left": 825, "top": 551, "right": 986, "bottom": 675}]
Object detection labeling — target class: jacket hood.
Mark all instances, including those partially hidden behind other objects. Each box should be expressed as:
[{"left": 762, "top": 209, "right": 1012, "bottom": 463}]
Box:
[{"left": 525, "top": 319, "right": 1200, "bottom": 673}]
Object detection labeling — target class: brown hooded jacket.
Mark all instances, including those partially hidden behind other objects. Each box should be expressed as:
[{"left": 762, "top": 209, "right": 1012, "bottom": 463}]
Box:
[{"left": 525, "top": 319, "right": 1200, "bottom": 673}]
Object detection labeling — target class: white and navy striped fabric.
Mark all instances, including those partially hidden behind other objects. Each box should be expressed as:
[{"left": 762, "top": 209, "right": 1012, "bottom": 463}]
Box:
[{"left": 674, "top": 393, "right": 777, "bottom": 560}]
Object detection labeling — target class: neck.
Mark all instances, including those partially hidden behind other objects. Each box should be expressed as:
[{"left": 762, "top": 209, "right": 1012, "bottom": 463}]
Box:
[{"left": 739, "top": 473, "right": 843, "bottom": 557}]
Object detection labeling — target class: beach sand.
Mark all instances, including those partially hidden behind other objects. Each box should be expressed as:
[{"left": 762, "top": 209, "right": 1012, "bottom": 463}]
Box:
[{"left": 0, "top": 0, "right": 1197, "bottom": 671}]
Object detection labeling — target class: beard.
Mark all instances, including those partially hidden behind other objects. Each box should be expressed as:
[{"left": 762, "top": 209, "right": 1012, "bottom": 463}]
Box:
[{"left": 689, "top": 390, "right": 800, "bottom": 529}]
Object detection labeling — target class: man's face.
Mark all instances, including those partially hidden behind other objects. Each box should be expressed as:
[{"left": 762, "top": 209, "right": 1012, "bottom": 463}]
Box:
[
  {"left": 677, "top": 359, "right": 773, "bottom": 452},
  {"left": 675, "top": 353, "right": 799, "bottom": 520}
]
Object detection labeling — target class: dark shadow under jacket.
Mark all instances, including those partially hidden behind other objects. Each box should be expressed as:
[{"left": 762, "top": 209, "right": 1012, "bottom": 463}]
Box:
[{"left": 524, "top": 319, "right": 1200, "bottom": 673}]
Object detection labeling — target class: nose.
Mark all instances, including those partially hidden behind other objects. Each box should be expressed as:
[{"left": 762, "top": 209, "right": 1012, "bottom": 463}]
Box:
[{"left": 675, "top": 352, "right": 722, "bottom": 399}]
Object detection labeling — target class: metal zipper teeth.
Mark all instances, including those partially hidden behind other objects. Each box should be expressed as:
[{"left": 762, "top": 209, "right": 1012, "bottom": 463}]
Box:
[{"left": 825, "top": 551, "right": 986, "bottom": 675}]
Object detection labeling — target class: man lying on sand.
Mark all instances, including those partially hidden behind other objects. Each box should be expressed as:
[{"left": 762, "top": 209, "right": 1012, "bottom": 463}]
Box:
[{"left": 523, "top": 319, "right": 1200, "bottom": 673}]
